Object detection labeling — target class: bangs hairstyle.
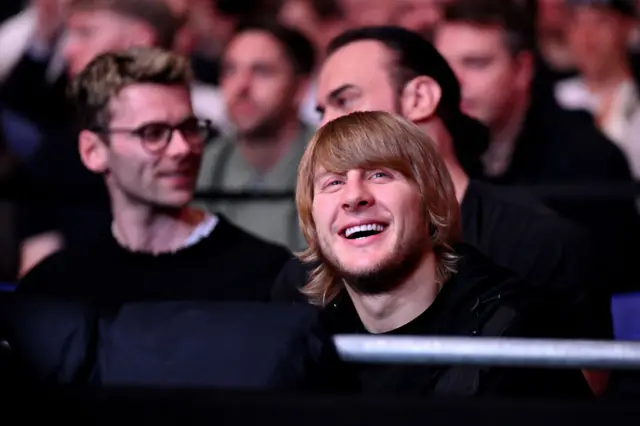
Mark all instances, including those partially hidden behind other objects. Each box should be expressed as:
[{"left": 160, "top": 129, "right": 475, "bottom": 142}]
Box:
[{"left": 296, "top": 111, "right": 462, "bottom": 306}]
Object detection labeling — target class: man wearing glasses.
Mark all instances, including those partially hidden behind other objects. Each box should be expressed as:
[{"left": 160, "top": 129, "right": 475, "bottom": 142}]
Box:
[{"left": 16, "top": 47, "right": 292, "bottom": 304}]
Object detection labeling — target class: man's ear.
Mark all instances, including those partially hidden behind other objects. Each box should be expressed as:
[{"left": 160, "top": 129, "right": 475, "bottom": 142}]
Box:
[
  {"left": 399, "top": 76, "right": 442, "bottom": 123},
  {"left": 513, "top": 51, "right": 534, "bottom": 91},
  {"left": 79, "top": 130, "right": 109, "bottom": 174}
]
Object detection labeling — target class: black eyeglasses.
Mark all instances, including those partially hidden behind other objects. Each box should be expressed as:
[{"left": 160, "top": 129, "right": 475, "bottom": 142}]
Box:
[{"left": 93, "top": 117, "right": 215, "bottom": 154}]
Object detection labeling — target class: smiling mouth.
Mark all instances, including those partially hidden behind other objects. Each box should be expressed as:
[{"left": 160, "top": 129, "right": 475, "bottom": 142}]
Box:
[{"left": 342, "top": 223, "right": 387, "bottom": 240}]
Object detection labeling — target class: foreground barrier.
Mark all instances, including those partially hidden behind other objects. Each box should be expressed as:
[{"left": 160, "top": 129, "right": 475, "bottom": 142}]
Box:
[
  {"left": 334, "top": 335, "right": 640, "bottom": 369},
  {"left": 1, "top": 387, "right": 639, "bottom": 425}
]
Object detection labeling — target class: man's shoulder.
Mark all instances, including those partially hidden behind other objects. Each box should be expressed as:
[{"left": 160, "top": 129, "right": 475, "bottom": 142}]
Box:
[
  {"left": 452, "top": 244, "right": 526, "bottom": 296},
  {"left": 464, "top": 181, "right": 590, "bottom": 248},
  {"left": 196, "top": 136, "right": 236, "bottom": 189},
  {"left": 215, "top": 215, "right": 292, "bottom": 265},
  {"left": 17, "top": 240, "right": 110, "bottom": 294},
  {"left": 451, "top": 244, "right": 564, "bottom": 337},
  {"left": 543, "top": 107, "right": 632, "bottom": 173},
  {"left": 271, "top": 256, "right": 316, "bottom": 303}
]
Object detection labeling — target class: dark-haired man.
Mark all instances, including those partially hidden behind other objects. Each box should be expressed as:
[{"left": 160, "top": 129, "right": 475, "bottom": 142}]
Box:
[
  {"left": 197, "top": 21, "right": 316, "bottom": 250},
  {"left": 17, "top": 47, "right": 291, "bottom": 303},
  {"left": 433, "top": 0, "right": 640, "bottom": 296}
]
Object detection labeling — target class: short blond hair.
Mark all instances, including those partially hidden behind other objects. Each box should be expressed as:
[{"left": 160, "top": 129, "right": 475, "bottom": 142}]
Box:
[
  {"left": 69, "top": 46, "right": 192, "bottom": 131},
  {"left": 296, "top": 111, "right": 462, "bottom": 306}
]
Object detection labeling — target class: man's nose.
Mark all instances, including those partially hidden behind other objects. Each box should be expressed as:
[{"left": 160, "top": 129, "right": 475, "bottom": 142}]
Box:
[
  {"left": 225, "top": 72, "right": 252, "bottom": 98},
  {"left": 164, "top": 130, "right": 193, "bottom": 157},
  {"left": 341, "top": 179, "right": 374, "bottom": 212}
]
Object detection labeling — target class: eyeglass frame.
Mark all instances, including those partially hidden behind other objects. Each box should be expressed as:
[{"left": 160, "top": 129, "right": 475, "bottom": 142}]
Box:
[{"left": 90, "top": 117, "right": 215, "bottom": 154}]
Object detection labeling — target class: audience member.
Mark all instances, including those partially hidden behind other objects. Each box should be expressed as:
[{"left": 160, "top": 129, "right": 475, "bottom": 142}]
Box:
[
  {"left": 557, "top": 0, "right": 640, "bottom": 178},
  {"left": 393, "top": 0, "right": 454, "bottom": 41},
  {"left": 434, "top": 0, "right": 640, "bottom": 294},
  {"left": 17, "top": 47, "right": 291, "bottom": 304},
  {"left": 277, "top": 0, "right": 348, "bottom": 125},
  {"left": 276, "top": 110, "right": 592, "bottom": 397},
  {"left": 274, "top": 25, "right": 610, "bottom": 344},
  {"left": 197, "top": 20, "right": 315, "bottom": 250},
  {"left": 12, "top": 0, "right": 205, "bottom": 277}
]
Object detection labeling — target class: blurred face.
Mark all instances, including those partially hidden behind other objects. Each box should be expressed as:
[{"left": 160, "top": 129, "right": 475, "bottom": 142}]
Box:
[
  {"left": 339, "top": 0, "right": 396, "bottom": 26},
  {"left": 435, "top": 23, "right": 530, "bottom": 130},
  {"left": 538, "top": 0, "right": 570, "bottom": 37},
  {"left": 221, "top": 31, "right": 303, "bottom": 138},
  {"left": 395, "top": 0, "right": 452, "bottom": 40},
  {"left": 312, "top": 167, "right": 428, "bottom": 290},
  {"left": 102, "top": 84, "right": 203, "bottom": 209},
  {"left": 317, "top": 41, "right": 401, "bottom": 125},
  {"left": 63, "top": 10, "right": 156, "bottom": 76},
  {"left": 278, "top": 0, "right": 318, "bottom": 42},
  {"left": 567, "top": 6, "right": 631, "bottom": 79}
]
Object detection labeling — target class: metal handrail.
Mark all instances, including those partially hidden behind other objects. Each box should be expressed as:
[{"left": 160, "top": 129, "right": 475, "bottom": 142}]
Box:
[{"left": 334, "top": 335, "right": 640, "bottom": 369}]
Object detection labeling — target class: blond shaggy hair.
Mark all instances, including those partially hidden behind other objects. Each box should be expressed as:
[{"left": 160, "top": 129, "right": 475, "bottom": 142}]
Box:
[{"left": 296, "top": 111, "right": 462, "bottom": 306}]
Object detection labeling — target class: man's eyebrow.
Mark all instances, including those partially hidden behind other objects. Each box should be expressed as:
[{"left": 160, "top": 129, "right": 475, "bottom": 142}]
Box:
[
  {"left": 314, "top": 171, "right": 337, "bottom": 184},
  {"left": 316, "top": 83, "right": 357, "bottom": 114},
  {"left": 327, "top": 84, "right": 356, "bottom": 101}
]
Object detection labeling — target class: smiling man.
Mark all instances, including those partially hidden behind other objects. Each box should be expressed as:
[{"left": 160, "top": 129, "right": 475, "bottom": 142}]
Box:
[
  {"left": 287, "top": 110, "right": 591, "bottom": 397},
  {"left": 16, "top": 46, "right": 291, "bottom": 303}
]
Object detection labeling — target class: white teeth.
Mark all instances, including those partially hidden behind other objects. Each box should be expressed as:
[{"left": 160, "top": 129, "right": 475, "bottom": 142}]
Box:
[{"left": 344, "top": 223, "right": 385, "bottom": 238}]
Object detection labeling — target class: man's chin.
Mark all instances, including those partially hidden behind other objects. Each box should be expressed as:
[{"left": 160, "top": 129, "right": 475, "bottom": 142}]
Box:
[{"left": 337, "top": 262, "right": 402, "bottom": 296}]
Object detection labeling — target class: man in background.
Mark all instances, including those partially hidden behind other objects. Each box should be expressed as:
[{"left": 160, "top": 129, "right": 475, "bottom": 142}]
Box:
[
  {"left": 197, "top": 21, "right": 315, "bottom": 250},
  {"left": 18, "top": 46, "right": 291, "bottom": 303},
  {"left": 12, "top": 0, "right": 186, "bottom": 276}
]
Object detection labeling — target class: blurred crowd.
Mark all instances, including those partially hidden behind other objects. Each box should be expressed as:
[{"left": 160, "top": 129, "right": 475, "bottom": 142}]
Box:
[
  {"left": 2, "top": 0, "right": 640, "bottom": 397},
  {"left": 0, "top": 0, "right": 638, "bottom": 279}
]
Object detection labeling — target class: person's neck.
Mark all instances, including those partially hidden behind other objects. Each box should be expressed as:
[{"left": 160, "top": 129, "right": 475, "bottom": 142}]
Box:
[
  {"left": 346, "top": 253, "right": 440, "bottom": 334},
  {"left": 584, "top": 62, "right": 633, "bottom": 94},
  {"left": 111, "top": 203, "right": 205, "bottom": 254},
  {"left": 237, "top": 117, "right": 302, "bottom": 173},
  {"left": 421, "top": 119, "right": 470, "bottom": 203},
  {"left": 490, "top": 91, "right": 530, "bottom": 149}
]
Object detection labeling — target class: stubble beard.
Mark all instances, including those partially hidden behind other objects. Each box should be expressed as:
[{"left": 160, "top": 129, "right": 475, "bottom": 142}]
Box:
[{"left": 318, "top": 225, "right": 430, "bottom": 296}]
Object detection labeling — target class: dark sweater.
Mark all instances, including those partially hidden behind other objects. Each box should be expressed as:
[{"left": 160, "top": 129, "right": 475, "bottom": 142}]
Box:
[{"left": 17, "top": 215, "right": 291, "bottom": 304}]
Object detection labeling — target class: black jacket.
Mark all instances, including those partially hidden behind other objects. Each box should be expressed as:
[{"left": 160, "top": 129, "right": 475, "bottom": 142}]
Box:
[
  {"left": 478, "top": 97, "right": 640, "bottom": 293},
  {"left": 272, "top": 245, "right": 593, "bottom": 398}
]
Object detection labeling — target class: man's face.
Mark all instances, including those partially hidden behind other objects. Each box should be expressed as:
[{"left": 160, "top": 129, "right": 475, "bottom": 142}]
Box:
[
  {"left": 312, "top": 167, "right": 428, "bottom": 288},
  {"left": 435, "top": 23, "right": 529, "bottom": 130},
  {"left": 339, "top": 0, "right": 396, "bottom": 27},
  {"left": 317, "top": 41, "right": 400, "bottom": 126},
  {"left": 63, "top": 11, "right": 126, "bottom": 76},
  {"left": 221, "top": 31, "right": 302, "bottom": 138},
  {"left": 395, "top": 0, "right": 452, "bottom": 40},
  {"left": 278, "top": 0, "right": 318, "bottom": 42},
  {"left": 567, "top": 6, "right": 631, "bottom": 78},
  {"left": 103, "top": 84, "right": 202, "bottom": 209},
  {"left": 62, "top": 10, "right": 154, "bottom": 77}
]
